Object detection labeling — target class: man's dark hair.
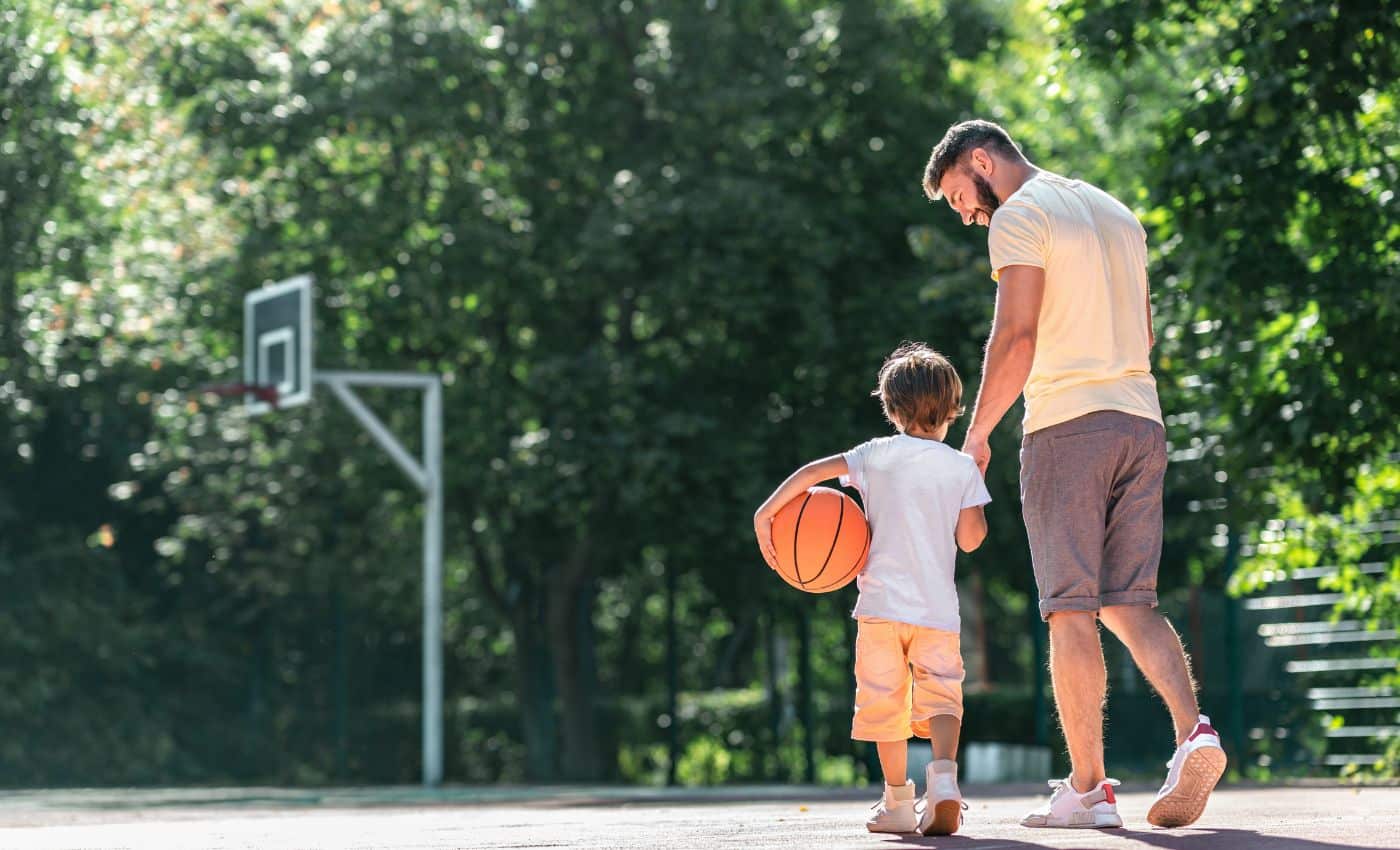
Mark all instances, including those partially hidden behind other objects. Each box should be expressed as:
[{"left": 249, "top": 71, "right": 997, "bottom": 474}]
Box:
[{"left": 922, "top": 119, "right": 1026, "bottom": 200}]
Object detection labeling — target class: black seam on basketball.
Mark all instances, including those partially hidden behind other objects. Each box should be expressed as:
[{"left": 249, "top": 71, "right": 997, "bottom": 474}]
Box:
[
  {"left": 792, "top": 492, "right": 813, "bottom": 585},
  {"left": 807, "top": 553, "right": 858, "bottom": 591},
  {"left": 807, "top": 516, "right": 871, "bottom": 593},
  {"left": 806, "top": 571, "right": 846, "bottom": 593},
  {"left": 806, "top": 493, "right": 844, "bottom": 588}
]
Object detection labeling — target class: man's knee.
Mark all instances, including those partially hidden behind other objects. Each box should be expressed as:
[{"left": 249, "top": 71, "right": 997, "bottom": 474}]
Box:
[
  {"left": 1099, "top": 603, "right": 1160, "bottom": 637},
  {"left": 1047, "top": 610, "right": 1099, "bottom": 638}
]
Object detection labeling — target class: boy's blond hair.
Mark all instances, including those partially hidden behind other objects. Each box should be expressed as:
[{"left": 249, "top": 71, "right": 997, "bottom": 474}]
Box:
[{"left": 872, "top": 342, "right": 965, "bottom": 432}]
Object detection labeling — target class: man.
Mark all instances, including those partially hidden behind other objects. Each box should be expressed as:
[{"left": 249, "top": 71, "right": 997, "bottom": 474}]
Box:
[{"left": 922, "top": 120, "right": 1226, "bottom": 829}]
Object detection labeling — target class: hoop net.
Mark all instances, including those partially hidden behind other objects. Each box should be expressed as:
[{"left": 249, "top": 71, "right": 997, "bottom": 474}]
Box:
[{"left": 197, "top": 382, "right": 280, "bottom": 409}]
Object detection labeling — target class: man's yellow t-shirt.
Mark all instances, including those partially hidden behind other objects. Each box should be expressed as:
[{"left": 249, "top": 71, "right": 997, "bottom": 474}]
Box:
[{"left": 988, "top": 171, "right": 1163, "bottom": 434}]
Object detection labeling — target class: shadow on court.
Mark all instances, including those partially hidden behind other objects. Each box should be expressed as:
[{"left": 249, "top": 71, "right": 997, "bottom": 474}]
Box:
[{"left": 873, "top": 827, "right": 1394, "bottom": 850}]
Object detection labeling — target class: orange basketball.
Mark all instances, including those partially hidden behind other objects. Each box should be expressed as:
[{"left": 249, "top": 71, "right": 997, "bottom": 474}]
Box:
[{"left": 770, "top": 486, "right": 871, "bottom": 593}]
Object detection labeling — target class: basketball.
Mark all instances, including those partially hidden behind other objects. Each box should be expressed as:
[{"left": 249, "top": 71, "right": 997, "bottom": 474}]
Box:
[{"left": 770, "top": 486, "right": 871, "bottom": 593}]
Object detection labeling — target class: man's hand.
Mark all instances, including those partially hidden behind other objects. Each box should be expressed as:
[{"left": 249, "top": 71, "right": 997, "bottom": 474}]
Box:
[
  {"left": 962, "top": 430, "right": 992, "bottom": 477},
  {"left": 753, "top": 512, "right": 779, "bottom": 571}
]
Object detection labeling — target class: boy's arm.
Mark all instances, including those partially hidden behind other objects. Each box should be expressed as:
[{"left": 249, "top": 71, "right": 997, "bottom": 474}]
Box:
[
  {"left": 955, "top": 504, "right": 988, "bottom": 553},
  {"left": 753, "top": 454, "right": 849, "bottom": 570}
]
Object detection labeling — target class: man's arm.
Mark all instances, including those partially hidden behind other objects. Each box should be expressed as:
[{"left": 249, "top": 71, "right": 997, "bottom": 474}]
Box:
[
  {"left": 961, "top": 264, "right": 1045, "bottom": 474},
  {"left": 1146, "top": 285, "right": 1155, "bottom": 350}
]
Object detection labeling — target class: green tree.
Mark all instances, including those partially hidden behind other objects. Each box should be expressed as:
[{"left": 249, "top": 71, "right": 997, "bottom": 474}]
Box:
[
  {"left": 153, "top": 0, "right": 1017, "bottom": 781},
  {"left": 0, "top": 0, "right": 245, "bottom": 782}
]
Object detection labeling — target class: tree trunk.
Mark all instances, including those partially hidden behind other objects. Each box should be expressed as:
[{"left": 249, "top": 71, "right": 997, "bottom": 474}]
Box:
[
  {"left": 1189, "top": 582, "right": 1204, "bottom": 684},
  {"left": 711, "top": 607, "right": 754, "bottom": 690},
  {"left": 513, "top": 591, "right": 557, "bottom": 782},
  {"left": 765, "top": 610, "right": 784, "bottom": 781},
  {"left": 797, "top": 607, "right": 814, "bottom": 784},
  {"left": 0, "top": 261, "right": 16, "bottom": 368},
  {"left": 546, "top": 539, "right": 603, "bottom": 781},
  {"left": 971, "top": 571, "right": 990, "bottom": 688}
]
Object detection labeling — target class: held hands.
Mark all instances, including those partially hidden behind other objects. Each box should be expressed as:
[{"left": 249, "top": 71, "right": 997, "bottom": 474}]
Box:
[
  {"left": 962, "top": 430, "right": 991, "bottom": 477},
  {"left": 753, "top": 512, "right": 779, "bottom": 571}
]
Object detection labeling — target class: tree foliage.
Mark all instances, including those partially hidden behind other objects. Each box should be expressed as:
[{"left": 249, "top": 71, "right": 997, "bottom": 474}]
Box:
[{"left": 0, "top": 0, "right": 1394, "bottom": 784}]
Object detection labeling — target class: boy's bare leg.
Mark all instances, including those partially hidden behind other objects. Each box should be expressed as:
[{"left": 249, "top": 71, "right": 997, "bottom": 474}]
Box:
[
  {"left": 1048, "top": 611, "right": 1107, "bottom": 792},
  {"left": 929, "top": 715, "right": 960, "bottom": 762},
  {"left": 1099, "top": 604, "right": 1200, "bottom": 744},
  {"left": 922, "top": 715, "right": 964, "bottom": 836},
  {"left": 875, "top": 740, "right": 909, "bottom": 786}
]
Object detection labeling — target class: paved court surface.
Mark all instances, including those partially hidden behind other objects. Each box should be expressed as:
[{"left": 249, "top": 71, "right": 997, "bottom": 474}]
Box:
[{"left": 0, "top": 783, "right": 1395, "bottom": 849}]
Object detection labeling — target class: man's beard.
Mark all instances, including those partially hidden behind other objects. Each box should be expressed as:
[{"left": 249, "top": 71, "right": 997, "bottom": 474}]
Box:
[{"left": 973, "top": 173, "right": 1000, "bottom": 219}]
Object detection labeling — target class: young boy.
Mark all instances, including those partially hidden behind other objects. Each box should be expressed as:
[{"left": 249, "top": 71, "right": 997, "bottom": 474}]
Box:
[{"left": 753, "top": 342, "right": 990, "bottom": 836}]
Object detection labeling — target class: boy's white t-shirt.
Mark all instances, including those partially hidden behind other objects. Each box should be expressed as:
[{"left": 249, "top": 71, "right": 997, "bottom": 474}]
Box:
[{"left": 839, "top": 434, "right": 991, "bottom": 632}]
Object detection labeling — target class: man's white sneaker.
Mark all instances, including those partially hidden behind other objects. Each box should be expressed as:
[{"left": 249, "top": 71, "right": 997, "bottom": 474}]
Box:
[
  {"left": 866, "top": 780, "right": 918, "bottom": 833},
  {"left": 917, "top": 759, "right": 965, "bottom": 836},
  {"left": 1021, "top": 777, "right": 1123, "bottom": 829},
  {"left": 1147, "top": 714, "right": 1227, "bottom": 828}
]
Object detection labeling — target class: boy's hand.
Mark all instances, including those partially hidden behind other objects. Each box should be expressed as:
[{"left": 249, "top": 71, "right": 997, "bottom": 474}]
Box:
[{"left": 753, "top": 512, "right": 780, "bottom": 571}]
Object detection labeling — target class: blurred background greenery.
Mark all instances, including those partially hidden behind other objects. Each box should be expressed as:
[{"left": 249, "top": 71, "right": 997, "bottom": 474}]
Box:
[{"left": 0, "top": 0, "right": 1395, "bottom": 787}]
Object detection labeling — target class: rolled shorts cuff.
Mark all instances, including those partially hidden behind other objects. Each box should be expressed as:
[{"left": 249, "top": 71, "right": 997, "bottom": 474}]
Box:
[
  {"left": 911, "top": 709, "right": 963, "bottom": 739},
  {"left": 851, "top": 719, "right": 913, "bottom": 743},
  {"left": 1038, "top": 595, "right": 1102, "bottom": 621},
  {"left": 1101, "top": 589, "right": 1159, "bottom": 609}
]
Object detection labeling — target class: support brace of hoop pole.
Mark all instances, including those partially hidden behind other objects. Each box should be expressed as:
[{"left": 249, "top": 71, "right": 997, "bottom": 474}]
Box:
[{"left": 316, "top": 370, "right": 444, "bottom": 787}]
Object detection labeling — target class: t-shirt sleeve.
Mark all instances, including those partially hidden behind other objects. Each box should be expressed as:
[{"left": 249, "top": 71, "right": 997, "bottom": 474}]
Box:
[
  {"left": 987, "top": 201, "right": 1049, "bottom": 282},
  {"left": 839, "top": 441, "right": 869, "bottom": 494},
  {"left": 960, "top": 461, "right": 992, "bottom": 509}
]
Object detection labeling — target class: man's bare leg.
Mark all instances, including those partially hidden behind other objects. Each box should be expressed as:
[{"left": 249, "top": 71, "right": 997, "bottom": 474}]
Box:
[
  {"left": 1099, "top": 604, "right": 1199, "bottom": 745},
  {"left": 1101, "top": 603, "right": 1224, "bottom": 828},
  {"left": 1047, "top": 611, "right": 1106, "bottom": 792}
]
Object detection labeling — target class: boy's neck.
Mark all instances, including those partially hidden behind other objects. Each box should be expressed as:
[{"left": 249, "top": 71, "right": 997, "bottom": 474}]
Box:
[{"left": 902, "top": 425, "right": 948, "bottom": 442}]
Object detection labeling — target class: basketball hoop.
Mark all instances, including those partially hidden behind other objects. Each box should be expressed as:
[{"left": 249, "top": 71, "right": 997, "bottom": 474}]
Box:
[
  {"left": 217, "top": 271, "right": 445, "bottom": 786},
  {"left": 197, "top": 382, "right": 280, "bottom": 410}
]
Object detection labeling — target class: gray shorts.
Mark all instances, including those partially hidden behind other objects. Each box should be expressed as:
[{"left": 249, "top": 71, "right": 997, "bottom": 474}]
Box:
[{"left": 1019, "top": 410, "right": 1166, "bottom": 621}]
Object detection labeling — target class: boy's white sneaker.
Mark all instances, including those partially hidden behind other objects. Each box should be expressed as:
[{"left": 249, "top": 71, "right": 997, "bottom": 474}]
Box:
[
  {"left": 917, "top": 759, "right": 965, "bottom": 836},
  {"left": 1147, "top": 714, "right": 1227, "bottom": 828},
  {"left": 1021, "top": 777, "right": 1122, "bottom": 829},
  {"left": 866, "top": 780, "right": 918, "bottom": 833}
]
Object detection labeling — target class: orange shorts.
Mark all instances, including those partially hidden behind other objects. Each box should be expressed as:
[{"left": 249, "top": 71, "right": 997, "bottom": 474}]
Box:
[{"left": 850, "top": 617, "right": 964, "bottom": 741}]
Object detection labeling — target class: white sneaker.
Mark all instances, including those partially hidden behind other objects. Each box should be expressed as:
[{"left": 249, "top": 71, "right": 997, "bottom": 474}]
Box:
[
  {"left": 917, "top": 759, "right": 965, "bottom": 836},
  {"left": 1021, "top": 777, "right": 1123, "bottom": 829},
  {"left": 866, "top": 780, "right": 918, "bottom": 833},
  {"left": 1147, "top": 714, "right": 1227, "bottom": 828}
]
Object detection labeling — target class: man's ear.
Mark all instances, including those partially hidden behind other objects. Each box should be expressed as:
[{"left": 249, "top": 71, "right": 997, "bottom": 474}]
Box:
[{"left": 970, "top": 148, "right": 994, "bottom": 176}]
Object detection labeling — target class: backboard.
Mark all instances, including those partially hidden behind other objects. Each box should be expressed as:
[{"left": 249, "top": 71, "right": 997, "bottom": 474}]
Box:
[
  {"left": 235, "top": 271, "right": 445, "bottom": 785},
  {"left": 243, "top": 274, "right": 313, "bottom": 415}
]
